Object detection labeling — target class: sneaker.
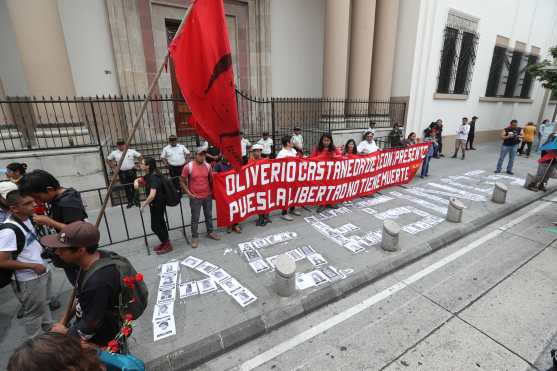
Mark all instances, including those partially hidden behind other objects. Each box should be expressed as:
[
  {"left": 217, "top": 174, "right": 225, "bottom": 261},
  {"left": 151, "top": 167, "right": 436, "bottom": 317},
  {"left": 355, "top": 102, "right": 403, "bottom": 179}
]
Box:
[
  {"left": 191, "top": 238, "right": 199, "bottom": 248},
  {"left": 461, "top": 156, "right": 465, "bottom": 160},
  {"left": 126, "top": 203, "right": 133, "bottom": 209},
  {"left": 440, "top": 154, "right": 445, "bottom": 157},
  {"left": 153, "top": 243, "right": 165, "bottom": 252},
  {"left": 156, "top": 241, "right": 173, "bottom": 255},
  {"left": 471, "top": 147, "right": 476, "bottom": 150},
  {"left": 207, "top": 232, "right": 220, "bottom": 240},
  {"left": 281, "top": 214, "right": 294, "bottom": 221},
  {"left": 506, "top": 171, "right": 514, "bottom": 175},
  {"left": 451, "top": 155, "right": 457, "bottom": 158},
  {"left": 494, "top": 170, "right": 501, "bottom": 173},
  {"left": 290, "top": 209, "right": 302, "bottom": 216}
]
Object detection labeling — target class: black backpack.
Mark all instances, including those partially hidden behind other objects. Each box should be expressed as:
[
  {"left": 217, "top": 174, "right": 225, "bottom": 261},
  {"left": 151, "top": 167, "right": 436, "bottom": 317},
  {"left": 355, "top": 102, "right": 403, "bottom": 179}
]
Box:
[
  {"left": 0, "top": 223, "right": 25, "bottom": 288},
  {"left": 81, "top": 250, "right": 148, "bottom": 320},
  {"left": 159, "top": 175, "right": 180, "bottom": 207}
]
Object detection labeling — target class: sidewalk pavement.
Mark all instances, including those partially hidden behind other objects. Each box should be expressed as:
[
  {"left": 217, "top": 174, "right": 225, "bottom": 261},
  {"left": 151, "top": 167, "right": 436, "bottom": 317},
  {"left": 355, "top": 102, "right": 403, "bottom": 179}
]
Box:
[{"left": 0, "top": 141, "right": 553, "bottom": 370}]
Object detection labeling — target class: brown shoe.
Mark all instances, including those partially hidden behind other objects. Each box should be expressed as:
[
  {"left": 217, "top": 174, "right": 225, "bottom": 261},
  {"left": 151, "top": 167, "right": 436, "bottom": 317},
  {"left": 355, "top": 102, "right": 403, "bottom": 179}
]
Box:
[
  {"left": 191, "top": 238, "right": 199, "bottom": 248},
  {"left": 207, "top": 232, "right": 220, "bottom": 241},
  {"left": 155, "top": 241, "right": 173, "bottom": 255}
]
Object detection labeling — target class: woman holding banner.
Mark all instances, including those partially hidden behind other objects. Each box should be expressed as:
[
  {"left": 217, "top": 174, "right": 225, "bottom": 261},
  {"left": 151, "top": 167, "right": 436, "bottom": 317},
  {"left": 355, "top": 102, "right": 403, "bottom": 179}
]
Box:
[
  {"left": 343, "top": 139, "right": 358, "bottom": 156},
  {"left": 276, "top": 135, "right": 302, "bottom": 221},
  {"left": 249, "top": 144, "right": 272, "bottom": 227},
  {"left": 311, "top": 134, "right": 341, "bottom": 212}
]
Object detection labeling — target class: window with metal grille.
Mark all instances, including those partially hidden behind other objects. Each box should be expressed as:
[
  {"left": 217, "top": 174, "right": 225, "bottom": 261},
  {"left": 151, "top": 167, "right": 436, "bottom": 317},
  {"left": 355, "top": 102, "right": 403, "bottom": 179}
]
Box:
[
  {"left": 436, "top": 12, "right": 479, "bottom": 95},
  {"left": 485, "top": 44, "right": 538, "bottom": 98}
]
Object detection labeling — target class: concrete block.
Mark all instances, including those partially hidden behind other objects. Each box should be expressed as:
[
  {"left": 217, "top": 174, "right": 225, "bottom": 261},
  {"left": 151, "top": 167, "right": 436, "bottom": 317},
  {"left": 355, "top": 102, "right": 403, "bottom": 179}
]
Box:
[
  {"left": 381, "top": 219, "right": 400, "bottom": 252},
  {"left": 446, "top": 197, "right": 465, "bottom": 223},
  {"left": 302, "top": 286, "right": 340, "bottom": 313},
  {"left": 492, "top": 182, "right": 508, "bottom": 204},
  {"left": 274, "top": 254, "right": 296, "bottom": 297},
  {"left": 220, "top": 316, "right": 266, "bottom": 349},
  {"left": 524, "top": 173, "right": 536, "bottom": 188},
  {"left": 262, "top": 300, "right": 305, "bottom": 330}
]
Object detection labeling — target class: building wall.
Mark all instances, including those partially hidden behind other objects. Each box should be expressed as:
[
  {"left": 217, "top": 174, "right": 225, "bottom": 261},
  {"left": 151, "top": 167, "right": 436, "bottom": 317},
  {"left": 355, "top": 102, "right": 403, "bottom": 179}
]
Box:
[
  {"left": 270, "top": 0, "right": 325, "bottom": 97},
  {"left": 0, "top": 0, "right": 28, "bottom": 96},
  {"left": 404, "top": 0, "right": 557, "bottom": 140},
  {"left": 57, "top": 0, "right": 120, "bottom": 96}
]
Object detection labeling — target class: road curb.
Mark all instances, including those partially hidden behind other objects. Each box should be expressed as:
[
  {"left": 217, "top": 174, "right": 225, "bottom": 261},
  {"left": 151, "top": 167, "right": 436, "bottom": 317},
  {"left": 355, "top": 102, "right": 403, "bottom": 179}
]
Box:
[{"left": 146, "top": 187, "right": 556, "bottom": 370}]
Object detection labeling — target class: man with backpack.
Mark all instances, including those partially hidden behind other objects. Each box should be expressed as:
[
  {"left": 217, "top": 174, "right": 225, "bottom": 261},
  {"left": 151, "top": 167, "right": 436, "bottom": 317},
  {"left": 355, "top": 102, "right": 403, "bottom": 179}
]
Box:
[
  {"left": 0, "top": 190, "right": 54, "bottom": 338},
  {"left": 41, "top": 221, "right": 141, "bottom": 347},
  {"left": 180, "top": 147, "right": 220, "bottom": 248}
]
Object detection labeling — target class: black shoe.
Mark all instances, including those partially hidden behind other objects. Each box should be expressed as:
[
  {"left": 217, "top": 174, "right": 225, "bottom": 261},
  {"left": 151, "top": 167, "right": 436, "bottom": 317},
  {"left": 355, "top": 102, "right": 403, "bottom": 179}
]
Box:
[
  {"left": 49, "top": 299, "right": 61, "bottom": 311},
  {"left": 16, "top": 305, "right": 24, "bottom": 319},
  {"left": 461, "top": 156, "right": 465, "bottom": 160},
  {"left": 126, "top": 203, "right": 133, "bottom": 209},
  {"left": 506, "top": 171, "right": 514, "bottom": 175},
  {"left": 439, "top": 154, "right": 445, "bottom": 157},
  {"left": 470, "top": 147, "right": 476, "bottom": 150},
  {"left": 451, "top": 155, "right": 457, "bottom": 158},
  {"left": 494, "top": 170, "right": 501, "bottom": 173}
]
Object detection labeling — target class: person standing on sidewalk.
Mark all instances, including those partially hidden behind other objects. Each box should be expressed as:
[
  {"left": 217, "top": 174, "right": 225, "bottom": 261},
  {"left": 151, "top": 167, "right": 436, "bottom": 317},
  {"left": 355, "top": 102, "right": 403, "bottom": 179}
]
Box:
[
  {"left": 135, "top": 157, "right": 172, "bottom": 255},
  {"left": 388, "top": 123, "right": 403, "bottom": 148},
  {"left": 257, "top": 132, "right": 274, "bottom": 158},
  {"left": 452, "top": 117, "right": 470, "bottom": 160},
  {"left": 276, "top": 135, "right": 302, "bottom": 221},
  {"left": 292, "top": 127, "right": 304, "bottom": 155},
  {"left": 495, "top": 120, "right": 522, "bottom": 175},
  {"left": 518, "top": 122, "right": 536, "bottom": 157},
  {"left": 357, "top": 130, "right": 380, "bottom": 154},
  {"left": 106, "top": 139, "right": 142, "bottom": 208},
  {"left": 466, "top": 116, "right": 478, "bottom": 150},
  {"left": 0, "top": 190, "right": 53, "bottom": 338},
  {"left": 249, "top": 145, "right": 271, "bottom": 227},
  {"left": 214, "top": 156, "right": 242, "bottom": 234},
  {"left": 161, "top": 135, "right": 190, "bottom": 193},
  {"left": 240, "top": 131, "right": 251, "bottom": 164},
  {"left": 420, "top": 129, "right": 435, "bottom": 178},
  {"left": 180, "top": 147, "right": 220, "bottom": 248},
  {"left": 434, "top": 119, "right": 444, "bottom": 157}
]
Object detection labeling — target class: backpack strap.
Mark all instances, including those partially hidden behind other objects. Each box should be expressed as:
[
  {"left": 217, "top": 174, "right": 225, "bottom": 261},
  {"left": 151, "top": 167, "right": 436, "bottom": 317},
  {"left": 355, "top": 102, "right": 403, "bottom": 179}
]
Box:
[
  {"left": 80, "top": 251, "right": 118, "bottom": 290},
  {"left": 187, "top": 161, "right": 213, "bottom": 188},
  {"left": 0, "top": 223, "right": 26, "bottom": 259}
]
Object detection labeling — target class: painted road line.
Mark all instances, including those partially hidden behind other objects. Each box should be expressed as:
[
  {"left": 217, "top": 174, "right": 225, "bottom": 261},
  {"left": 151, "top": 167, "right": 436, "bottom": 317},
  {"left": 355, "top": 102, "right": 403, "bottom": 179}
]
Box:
[{"left": 237, "top": 196, "right": 557, "bottom": 371}]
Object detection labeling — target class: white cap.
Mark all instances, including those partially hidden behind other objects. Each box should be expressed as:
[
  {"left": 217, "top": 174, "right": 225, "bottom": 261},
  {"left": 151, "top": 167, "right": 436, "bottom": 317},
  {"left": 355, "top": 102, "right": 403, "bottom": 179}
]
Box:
[{"left": 251, "top": 144, "right": 263, "bottom": 151}]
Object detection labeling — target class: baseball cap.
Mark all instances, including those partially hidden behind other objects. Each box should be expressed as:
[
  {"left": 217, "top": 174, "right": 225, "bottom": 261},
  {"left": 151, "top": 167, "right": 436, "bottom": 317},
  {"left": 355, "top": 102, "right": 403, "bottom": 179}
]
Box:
[
  {"left": 41, "top": 221, "right": 100, "bottom": 249},
  {"left": 195, "top": 146, "right": 207, "bottom": 154},
  {"left": 116, "top": 138, "right": 125, "bottom": 145},
  {"left": 251, "top": 144, "right": 263, "bottom": 151},
  {"left": 169, "top": 135, "right": 177, "bottom": 140}
]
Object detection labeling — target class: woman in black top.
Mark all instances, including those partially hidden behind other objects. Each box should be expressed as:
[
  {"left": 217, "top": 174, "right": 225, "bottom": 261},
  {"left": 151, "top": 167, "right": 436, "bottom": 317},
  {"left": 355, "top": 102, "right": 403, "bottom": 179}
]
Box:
[{"left": 136, "top": 157, "right": 172, "bottom": 255}]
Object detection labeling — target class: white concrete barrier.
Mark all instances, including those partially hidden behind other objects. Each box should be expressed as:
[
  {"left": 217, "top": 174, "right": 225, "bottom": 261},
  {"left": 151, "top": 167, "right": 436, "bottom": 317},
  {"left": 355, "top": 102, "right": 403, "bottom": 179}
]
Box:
[
  {"left": 491, "top": 182, "right": 508, "bottom": 204},
  {"left": 446, "top": 197, "right": 464, "bottom": 223},
  {"left": 274, "top": 254, "right": 296, "bottom": 297},
  {"left": 381, "top": 219, "right": 400, "bottom": 252}
]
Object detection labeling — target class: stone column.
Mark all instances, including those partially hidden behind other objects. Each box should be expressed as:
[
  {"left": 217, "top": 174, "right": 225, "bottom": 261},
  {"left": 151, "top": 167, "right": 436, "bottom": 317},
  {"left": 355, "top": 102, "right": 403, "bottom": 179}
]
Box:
[
  {"left": 370, "top": 0, "right": 399, "bottom": 101},
  {"left": 348, "top": 0, "right": 376, "bottom": 101},
  {"left": 6, "top": 0, "right": 76, "bottom": 97},
  {"left": 322, "top": 0, "right": 351, "bottom": 100}
]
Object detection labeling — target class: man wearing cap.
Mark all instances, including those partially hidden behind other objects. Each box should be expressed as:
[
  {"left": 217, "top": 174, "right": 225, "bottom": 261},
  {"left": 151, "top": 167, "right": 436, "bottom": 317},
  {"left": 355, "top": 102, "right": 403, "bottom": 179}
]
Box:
[
  {"left": 257, "top": 132, "right": 274, "bottom": 158},
  {"left": 240, "top": 131, "right": 251, "bottom": 164},
  {"left": 42, "top": 221, "right": 121, "bottom": 346},
  {"left": 106, "top": 140, "right": 142, "bottom": 208},
  {"left": 466, "top": 116, "right": 478, "bottom": 150},
  {"left": 249, "top": 144, "right": 271, "bottom": 226},
  {"left": 161, "top": 135, "right": 190, "bottom": 192},
  {"left": 292, "top": 127, "right": 304, "bottom": 155},
  {"left": 180, "top": 148, "right": 220, "bottom": 248},
  {"left": 0, "top": 190, "right": 54, "bottom": 338}
]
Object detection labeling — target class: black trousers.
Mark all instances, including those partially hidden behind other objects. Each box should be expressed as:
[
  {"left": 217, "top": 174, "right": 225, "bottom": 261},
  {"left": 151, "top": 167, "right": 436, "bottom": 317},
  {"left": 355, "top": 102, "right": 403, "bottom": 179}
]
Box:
[
  {"left": 168, "top": 164, "right": 184, "bottom": 192},
  {"left": 519, "top": 141, "right": 533, "bottom": 156},
  {"left": 118, "top": 169, "right": 137, "bottom": 205},
  {"left": 150, "top": 202, "right": 169, "bottom": 243},
  {"left": 466, "top": 133, "right": 475, "bottom": 149}
]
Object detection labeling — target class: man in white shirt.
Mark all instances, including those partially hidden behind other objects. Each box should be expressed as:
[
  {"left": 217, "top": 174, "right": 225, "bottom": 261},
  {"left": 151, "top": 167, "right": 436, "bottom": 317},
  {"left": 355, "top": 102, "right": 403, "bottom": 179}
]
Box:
[
  {"left": 257, "top": 131, "right": 274, "bottom": 158},
  {"left": 452, "top": 117, "right": 470, "bottom": 160},
  {"left": 240, "top": 131, "right": 251, "bottom": 164},
  {"left": 161, "top": 135, "right": 190, "bottom": 192},
  {"left": 276, "top": 135, "right": 301, "bottom": 221},
  {"left": 292, "top": 127, "right": 304, "bottom": 155},
  {"left": 106, "top": 139, "right": 142, "bottom": 208},
  {"left": 0, "top": 190, "right": 53, "bottom": 338},
  {"left": 357, "top": 130, "right": 380, "bottom": 154}
]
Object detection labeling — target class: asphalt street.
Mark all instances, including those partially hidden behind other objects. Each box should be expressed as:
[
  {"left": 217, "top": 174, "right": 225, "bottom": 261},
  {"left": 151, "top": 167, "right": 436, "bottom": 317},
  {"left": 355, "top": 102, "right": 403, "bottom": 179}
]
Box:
[{"left": 195, "top": 193, "right": 557, "bottom": 371}]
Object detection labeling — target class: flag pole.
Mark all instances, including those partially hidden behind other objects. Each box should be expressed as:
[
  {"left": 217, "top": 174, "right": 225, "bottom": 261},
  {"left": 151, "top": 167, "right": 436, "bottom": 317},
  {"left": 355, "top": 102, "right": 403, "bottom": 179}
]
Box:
[{"left": 94, "top": 4, "right": 193, "bottom": 228}]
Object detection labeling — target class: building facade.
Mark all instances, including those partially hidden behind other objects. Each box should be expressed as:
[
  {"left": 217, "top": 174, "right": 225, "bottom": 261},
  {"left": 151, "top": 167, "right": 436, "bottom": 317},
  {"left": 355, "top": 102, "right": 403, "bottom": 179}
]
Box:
[{"left": 1, "top": 0, "right": 557, "bottom": 147}]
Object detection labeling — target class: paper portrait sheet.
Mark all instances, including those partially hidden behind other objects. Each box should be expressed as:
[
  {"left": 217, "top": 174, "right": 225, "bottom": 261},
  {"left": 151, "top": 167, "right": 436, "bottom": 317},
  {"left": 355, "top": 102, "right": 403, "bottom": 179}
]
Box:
[
  {"left": 153, "top": 301, "right": 174, "bottom": 321},
  {"left": 308, "top": 270, "right": 329, "bottom": 286},
  {"left": 209, "top": 268, "right": 231, "bottom": 283},
  {"left": 307, "top": 253, "right": 327, "bottom": 267},
  {"left": 266, "top": 255, "right": 280, "bottom": 269},
  {"left": 196, "top": 261, "right": 218, "bottom": 275},
  {"left": 159, "top": 273, "right": 178, "bottom": 289},
  {"left": 197, "top": 278, "right": 218, "bottom": 294},
  {"left": 161, "top": 261, "right": 179, "bottom": 275},
  {"left": 231, "top": 288, "right": 257, "bottom": 307},
  {"left": 179, "top": 281, "right": 199, "bottom": 298},
  {"left": 156, "top": 286, "right": 176, "bottom": 304},
  {"left": 249, "top": 259, "right": 270, "bottom": 273},
  {"left": 295, "top": 273, "right": 315, "bottom": 290},
  {"left": 153, "top": 315, "right": 176, "bottom": 342},
  {"left": 300, "top": 245, "right": 316, "bottom": 257},
  {"left": 243, "top": 247, "right": 262, "bottom": 262},
  {"left": 320, "top": 266, "right": 343, "bottom": 282},
  {"left": 181, "top": 256, "right": 203, "bottom": 269},
  {"left": 219, "top": 277, "right": 242, "bottom": 295},
  {"left": 287, "top": 249, "right": 305, "bottom": 262}
]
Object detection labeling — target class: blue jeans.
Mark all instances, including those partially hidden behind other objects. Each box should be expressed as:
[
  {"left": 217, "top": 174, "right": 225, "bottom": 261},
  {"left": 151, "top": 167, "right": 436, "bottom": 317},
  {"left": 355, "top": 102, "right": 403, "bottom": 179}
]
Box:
[
  {"left": 421, "top": 156, "right": 431, "bottom": 177},
  {"left": 496, "top": 144, "right": 517, "bottom": 172}
]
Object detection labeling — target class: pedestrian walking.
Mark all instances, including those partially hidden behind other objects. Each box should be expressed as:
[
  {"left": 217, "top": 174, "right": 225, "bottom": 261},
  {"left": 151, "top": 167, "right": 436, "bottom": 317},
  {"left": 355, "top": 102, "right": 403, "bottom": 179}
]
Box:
[
  {"left": 240, "top": 131, "right": 251, "bottom": 164},
  {"left": 276, "top": 135, "right": 302, "bottom": 221},
  {"left": 257, "top": 131, "right": 274, "bottom": 158},
  {"left": 343, "top": 139, "right": 358, "bottom": 156},
  {"left": 518, "top": 122, "right": 536, "bottom": 157},
  {"left": 495, "top": 120, "right": 522, "bottom": 175},
  {"left": 466, "top": 116, "right": 478, "bottom": 150},
  {"left": 292, "top": 127, "right": 304, "bottom": 155},
  {"left": 106, "top": 139, "right": 142, "bottom": 208},
  {"left": 357, "top": 130, "right": 380, "bottom": 154},
  {"left": 161, "top": 135, "right": 190, "bottom": 192},
  {"left": 214, "top": 156, "right": 242, "bottom": 233},
  {"left": 536, "top": 119, "right": 553, "bottom": 153},
  {"left": 0, "top": 190, "right": 53, "bottom": 338},
  {"left": 388, "top": 123, "right": 403, "bottom": 148},
  {"left": 452, "top": 117, "right": 470, "bottom": 160},
  {"left": 421, "top": 129, "right": 435, "bottom": 178},
  {"left": 135, "top": 157, "right": 172, "bottom": 254},
  {"left": 180, "top": 147, "right": 220, "bottom": 248}
]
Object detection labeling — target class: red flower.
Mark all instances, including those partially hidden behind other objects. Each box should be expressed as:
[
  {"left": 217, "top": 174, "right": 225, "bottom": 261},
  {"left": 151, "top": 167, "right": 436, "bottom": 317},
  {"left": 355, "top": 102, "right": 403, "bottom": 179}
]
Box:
[
  {"left": 122, "top": 276, "right": 135, "bottom": 289},
  {"left": 122, "top": 327, "right": 132, "bottom": 337},
  {"left": 135, "top": 273, "right": 144, "bottom": 282},
  {"left": 107, "top": 340, "right": 119, "bottom": 353},
  {"left": 123, "top": 313, "right": 134, "bottom": 321}
]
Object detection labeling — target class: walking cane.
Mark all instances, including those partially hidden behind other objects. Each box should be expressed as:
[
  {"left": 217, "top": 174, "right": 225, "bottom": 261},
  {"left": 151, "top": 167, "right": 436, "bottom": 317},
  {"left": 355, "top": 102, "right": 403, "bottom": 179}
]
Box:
[{"left": 535, "top": 157, "right": 555, "bottom": 190}]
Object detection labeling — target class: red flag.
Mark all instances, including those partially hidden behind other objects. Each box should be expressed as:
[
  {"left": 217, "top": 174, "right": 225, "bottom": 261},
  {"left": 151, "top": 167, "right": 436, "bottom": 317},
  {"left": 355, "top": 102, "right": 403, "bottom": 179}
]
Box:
[{"left": 169, "top": 0, "right": 242, "bottom": 167}]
